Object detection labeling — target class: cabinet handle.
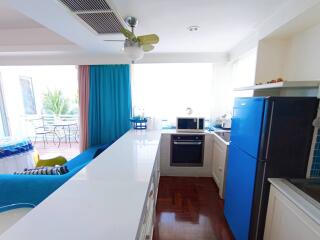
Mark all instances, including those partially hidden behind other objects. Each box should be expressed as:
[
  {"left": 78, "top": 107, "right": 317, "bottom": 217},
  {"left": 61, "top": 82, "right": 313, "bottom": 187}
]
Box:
[
  {"left": 218, "top": 167, "right": 223, "bottom": 171},
  {"left": 143, "top": 213, "right": 147, "bottom": 224},
  {"left": 145, "top": 235, "right": 151, "bottom": 240},
  {"left": 149, "top": 190, "right": 154, "bottom": 198},
  {"left": 173, "top": 141, "right": 202, "bottom": 145}
]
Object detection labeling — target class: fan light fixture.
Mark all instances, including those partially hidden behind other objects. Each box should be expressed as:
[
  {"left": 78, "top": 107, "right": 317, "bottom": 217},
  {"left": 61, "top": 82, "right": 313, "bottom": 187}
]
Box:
[
  {"left": 123, "top": 39, "right": 144, "bottom": 63},
  {"left": 104, "top": 16, "right": 159, "bottom": 63}
]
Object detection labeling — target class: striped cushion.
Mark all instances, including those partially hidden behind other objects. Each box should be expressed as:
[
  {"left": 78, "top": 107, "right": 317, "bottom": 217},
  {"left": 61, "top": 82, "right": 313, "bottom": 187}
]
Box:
[{"left": 14, "top": 166, "right": 69, "bottom": 175}]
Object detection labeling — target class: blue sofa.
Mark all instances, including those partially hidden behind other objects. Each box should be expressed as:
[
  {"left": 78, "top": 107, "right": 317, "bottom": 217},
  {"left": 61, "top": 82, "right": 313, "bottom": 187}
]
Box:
[{"left": 0, "top": 144, "right": 108, "bottom": 213}]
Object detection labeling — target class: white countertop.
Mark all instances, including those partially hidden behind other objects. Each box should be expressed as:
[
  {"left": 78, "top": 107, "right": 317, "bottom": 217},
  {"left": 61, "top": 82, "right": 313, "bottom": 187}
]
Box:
[
  {"left": 0, "top": 130, "right": 161, "bottom": 240},
  {"left": 161, "top": 129, "right": 230, "bottom": 145},
  {"left": 161, "top": 129, "right": 209, "bottom": 135},
  {"left": 211, "top": 132, "right": 230, "bottom": 145},
  {"left": 269, "top": 178, "right": 320, "bottom": 225}
]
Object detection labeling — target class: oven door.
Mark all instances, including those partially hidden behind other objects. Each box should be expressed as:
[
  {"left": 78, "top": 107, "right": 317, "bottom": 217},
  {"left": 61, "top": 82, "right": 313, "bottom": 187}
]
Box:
[{"left": 170, "top": 135, "right": 204, "bottom": 166}]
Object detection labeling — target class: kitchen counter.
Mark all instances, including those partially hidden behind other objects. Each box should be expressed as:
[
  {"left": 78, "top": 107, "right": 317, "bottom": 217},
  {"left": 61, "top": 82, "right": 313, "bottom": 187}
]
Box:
[
  {"left": 268, "top": 178, "right": 320, "bottom": 225},
  {"left": 212, "top": 131, "right": 230, "bottom": 145},
  {"left": 161, "top": 128, "right": 230, "bottom": 140},
  {"left": 161, "top": 129, "right": 209, "bottom": 135},
  {"left": 0, "top": 130, "right": 161, "bottom": 240}
]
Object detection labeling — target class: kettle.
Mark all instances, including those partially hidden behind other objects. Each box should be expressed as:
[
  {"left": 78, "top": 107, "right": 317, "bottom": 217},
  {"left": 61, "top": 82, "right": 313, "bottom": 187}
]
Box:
[
  {"left": 221, "top": 118, "right": 231, "bottom": 129},
  {"left": 220, "top": 113, "right": 232, "bottom": 129}
]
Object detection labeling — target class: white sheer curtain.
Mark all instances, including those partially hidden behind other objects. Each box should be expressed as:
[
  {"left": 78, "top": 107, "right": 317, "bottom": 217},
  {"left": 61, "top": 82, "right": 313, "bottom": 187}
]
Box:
[{"left": 131, "top": 63, "right": 215, "bottom": 128}]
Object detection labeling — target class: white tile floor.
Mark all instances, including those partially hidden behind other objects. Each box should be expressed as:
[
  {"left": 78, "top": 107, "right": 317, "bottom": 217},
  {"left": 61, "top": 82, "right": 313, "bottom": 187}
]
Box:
[{"left": 33, "top": 141, "right": 80, "bottom": 161}]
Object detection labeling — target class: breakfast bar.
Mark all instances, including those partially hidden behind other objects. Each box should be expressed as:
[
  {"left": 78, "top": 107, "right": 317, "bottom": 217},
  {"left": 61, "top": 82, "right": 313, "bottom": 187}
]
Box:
[{"left": 0, "top": 130, "right": 161, "bottom": 240}]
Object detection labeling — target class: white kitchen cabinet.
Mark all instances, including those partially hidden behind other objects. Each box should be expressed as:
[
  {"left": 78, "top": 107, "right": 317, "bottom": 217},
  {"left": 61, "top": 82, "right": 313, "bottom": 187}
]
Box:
[
  {"left": 137, "top": 146, "right": 160, "bottom": 240},
  {"left": 264, "top": 185, "right": 320, "bottom": 240},
  {"left": 211, "top": 133, "right": 229, "bottom": 199}
]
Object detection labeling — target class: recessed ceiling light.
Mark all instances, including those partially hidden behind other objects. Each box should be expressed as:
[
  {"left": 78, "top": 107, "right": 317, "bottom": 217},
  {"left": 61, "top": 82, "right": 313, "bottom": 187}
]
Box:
[{"left": 187, "top": 25, "right": 200, "bottom": 32}]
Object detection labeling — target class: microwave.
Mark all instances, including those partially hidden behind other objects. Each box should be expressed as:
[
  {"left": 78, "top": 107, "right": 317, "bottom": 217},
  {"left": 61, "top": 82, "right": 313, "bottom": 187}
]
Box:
[{"left": 177, "top": 117, "right": 205, "bottom": 132}]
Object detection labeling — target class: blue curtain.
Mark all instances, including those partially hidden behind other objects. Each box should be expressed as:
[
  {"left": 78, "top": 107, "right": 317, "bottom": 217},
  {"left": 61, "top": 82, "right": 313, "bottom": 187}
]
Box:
[{"left": 88, "top": 65, "right": 132, "bottom": 147}]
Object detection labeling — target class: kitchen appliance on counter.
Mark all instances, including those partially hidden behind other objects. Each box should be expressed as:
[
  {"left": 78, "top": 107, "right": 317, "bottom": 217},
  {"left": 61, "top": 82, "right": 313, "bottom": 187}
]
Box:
[
  {"left": 221, "top": 114, "right": 232, "bottom": 129},
  {"left": 176, "top": 117, "right": 204, "bottom": 132},
  {"left": 171, "top": 134, "right": 204, "bottom": 166},
  {"left": 224, "top": 97, "right": 319, "bottom": 240},
  {"left": 215, "top": 113, "right": 232, "bottom": 129}
]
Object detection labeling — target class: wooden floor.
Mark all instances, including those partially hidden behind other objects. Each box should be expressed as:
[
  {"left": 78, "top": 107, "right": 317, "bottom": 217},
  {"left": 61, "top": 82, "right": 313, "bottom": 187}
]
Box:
[
  {"left": 153, "top": 177, "right": 233, "bottom": 240},
  {"left": 33, "top": 141, "right": 80, "bottom": 161}
]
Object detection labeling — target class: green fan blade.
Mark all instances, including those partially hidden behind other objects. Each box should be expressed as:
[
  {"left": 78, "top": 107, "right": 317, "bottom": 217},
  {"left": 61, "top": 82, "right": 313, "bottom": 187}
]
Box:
[
  {"left": 137, "top": 34, "right": 159, "bottom": 45},
  {"left": 142, "top": 44, "right": 154, "bottom": 52},
  {"left": 120, "top": 27, "right": 136, "bottom": 41}
]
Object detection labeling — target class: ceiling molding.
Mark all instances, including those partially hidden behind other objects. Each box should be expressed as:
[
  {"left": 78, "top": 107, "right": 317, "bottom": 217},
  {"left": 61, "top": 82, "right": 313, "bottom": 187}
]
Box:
[
  {"left": 0, "top": 52, "right": 228, "bottom": 65},
  {"left": 0, "top": 28, "right": 74, "bottom": 45}
]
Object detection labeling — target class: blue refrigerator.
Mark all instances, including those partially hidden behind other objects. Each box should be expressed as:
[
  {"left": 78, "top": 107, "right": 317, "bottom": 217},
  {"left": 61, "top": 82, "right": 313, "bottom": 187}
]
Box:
[{"left": 224, "top": 97, "right": 318, "bottom": 240}]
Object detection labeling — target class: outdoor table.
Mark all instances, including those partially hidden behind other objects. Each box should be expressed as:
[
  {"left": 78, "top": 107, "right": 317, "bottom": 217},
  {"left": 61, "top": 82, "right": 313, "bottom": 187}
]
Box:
[
  {"left": 0, "top": 138, "right": 34, "bottom": 174},
  {"left": 52, "top": 122, "right": 78, "bottom": 147}
]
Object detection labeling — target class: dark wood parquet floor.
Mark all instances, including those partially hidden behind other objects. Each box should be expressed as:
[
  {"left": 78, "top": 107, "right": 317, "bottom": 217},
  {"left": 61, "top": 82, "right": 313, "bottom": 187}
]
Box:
[{"left": 153, "top": 177, "right": 234, "bottom": 240}]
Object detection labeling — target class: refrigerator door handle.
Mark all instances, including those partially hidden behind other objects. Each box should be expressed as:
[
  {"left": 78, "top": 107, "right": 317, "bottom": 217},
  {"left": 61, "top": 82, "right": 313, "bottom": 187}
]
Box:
[
  {"left": 264, "top": 102, "right": 275, "bottom": 160},
  {"left": 254, "top": 161, "right": 267, "bottom": 240}
]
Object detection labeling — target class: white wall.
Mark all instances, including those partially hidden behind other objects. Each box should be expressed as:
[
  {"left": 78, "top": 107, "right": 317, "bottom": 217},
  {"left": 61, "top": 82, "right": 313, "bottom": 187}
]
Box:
[
  {"left": 255, "top": 39, "right": 288, "bottom": 83},
  {"left": 229, "top": 0, "right": 320, "bottom": 62},
  {"left": 211, "top": 63, "right": 233, "bottom": 119},
  {"left": 229, "top": 32, "right": 259, "bottom": 62},
  {"left": 254, "top": 22, "right": 320, "bottom": 84},
  {"left": 284, "top": 23, "right": 320, "bottom": 81}
]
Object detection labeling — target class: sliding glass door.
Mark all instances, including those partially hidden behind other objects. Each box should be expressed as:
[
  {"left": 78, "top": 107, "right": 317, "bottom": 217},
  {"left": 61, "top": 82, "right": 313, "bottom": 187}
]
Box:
[{"left": 0, "top": 73, "right": 10, "bottom": 137}]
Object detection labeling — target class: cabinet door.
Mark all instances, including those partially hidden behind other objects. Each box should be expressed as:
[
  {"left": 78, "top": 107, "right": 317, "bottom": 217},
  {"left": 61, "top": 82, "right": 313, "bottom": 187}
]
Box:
[
  {"left": 212, "top": 140, "right": 226, "bottom": 192},
  {"left": 212, "top": 141, "right": 220, "bottom": 187},
  {"left": 264, "top": 186, "right": 320, "bottom": 240}
]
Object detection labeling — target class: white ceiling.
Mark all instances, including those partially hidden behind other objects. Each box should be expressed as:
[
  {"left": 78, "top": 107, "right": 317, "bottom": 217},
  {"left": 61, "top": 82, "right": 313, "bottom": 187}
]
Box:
[
  {"left": 0, "top": 1, "right": 78, "bottom": 51},
  {"left": 0, "top": 0, "right": 292, "bottom": 60},
  {"left": 0, "top": 1, "right": 41, "bottom": 29},
  {"left": 0, "top": 8, "right": 35, "bottom": 30},
  {"left": 111, "top": 0, "right": 290, "bottom": 52}
]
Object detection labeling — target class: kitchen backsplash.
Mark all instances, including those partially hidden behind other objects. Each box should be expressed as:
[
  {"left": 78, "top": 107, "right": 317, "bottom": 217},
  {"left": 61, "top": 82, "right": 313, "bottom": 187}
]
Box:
[{"left": 311, "top": 128, "right": 320, "bottom": 177}]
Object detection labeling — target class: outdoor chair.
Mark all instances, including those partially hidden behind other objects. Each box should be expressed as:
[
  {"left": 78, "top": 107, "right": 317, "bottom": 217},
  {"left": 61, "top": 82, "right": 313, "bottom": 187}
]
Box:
[{"left": 30, "top": 117, "right": 60, "bottom": 148}]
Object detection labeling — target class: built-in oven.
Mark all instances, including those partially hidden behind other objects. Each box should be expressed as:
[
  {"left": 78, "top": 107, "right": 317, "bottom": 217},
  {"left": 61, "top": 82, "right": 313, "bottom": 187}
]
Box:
[{"left": 170, "top": 135, "right": 204, "bottom": 167}]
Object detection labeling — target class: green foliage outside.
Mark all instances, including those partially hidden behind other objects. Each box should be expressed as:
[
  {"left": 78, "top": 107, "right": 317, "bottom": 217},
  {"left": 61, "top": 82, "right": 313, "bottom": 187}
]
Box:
[{"left": 43, "top": 89, "right": 70, "bottom": 115}]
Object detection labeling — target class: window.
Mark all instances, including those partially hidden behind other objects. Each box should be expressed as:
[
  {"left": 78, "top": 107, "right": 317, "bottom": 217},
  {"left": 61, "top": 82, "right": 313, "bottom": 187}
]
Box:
[
  {"left": 131, "top": 63, "right": 214, "bottom": 126},
  {"left": 19, "top": 76, "right": 37, "bottom": 114}
]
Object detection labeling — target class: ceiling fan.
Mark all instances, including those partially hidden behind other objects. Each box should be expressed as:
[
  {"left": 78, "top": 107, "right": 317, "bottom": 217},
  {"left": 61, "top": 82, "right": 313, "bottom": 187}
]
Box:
[{"left": 104, "top": 16, "right": 159, "bottom": 63}]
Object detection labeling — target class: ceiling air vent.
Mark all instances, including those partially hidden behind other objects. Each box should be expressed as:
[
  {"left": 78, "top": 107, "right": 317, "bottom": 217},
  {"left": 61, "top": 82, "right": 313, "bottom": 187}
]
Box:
[
  {"left": 78, "top": 12, "right": 123, "bottom": 34},
  {"left": 59, "top": 0, "right": 111, "bottom": 11},
  {"left": 57, "top": 0, "right": 126, "bottom": 34}
]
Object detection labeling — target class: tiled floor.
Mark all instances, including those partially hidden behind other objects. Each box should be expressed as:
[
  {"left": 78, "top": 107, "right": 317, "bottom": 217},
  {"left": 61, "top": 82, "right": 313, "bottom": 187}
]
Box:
[
  {"left": 33, "top": 141, "right": 80, "bottom": 161},
  {"left": 153, "top": 177, "right": 233, "bottom": 240}
]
